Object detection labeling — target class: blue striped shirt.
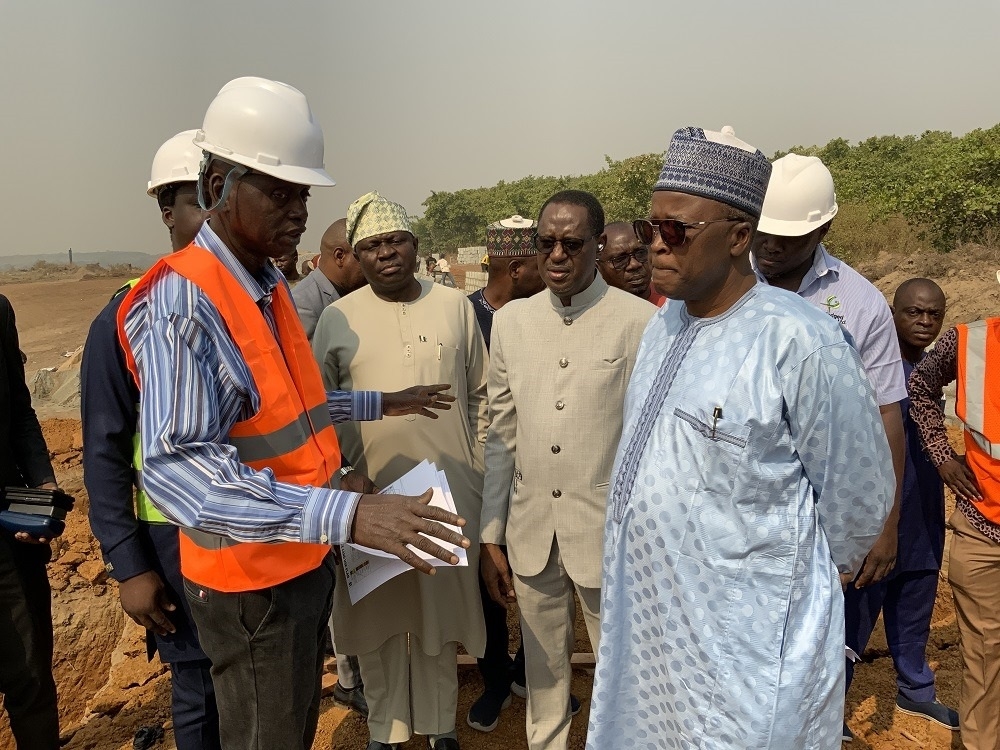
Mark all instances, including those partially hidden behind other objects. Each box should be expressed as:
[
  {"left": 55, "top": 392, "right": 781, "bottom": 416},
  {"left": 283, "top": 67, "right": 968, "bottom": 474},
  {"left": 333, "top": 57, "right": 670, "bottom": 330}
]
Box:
[{"left": 121, "top": 223, "right": 381, "bottom": 546}]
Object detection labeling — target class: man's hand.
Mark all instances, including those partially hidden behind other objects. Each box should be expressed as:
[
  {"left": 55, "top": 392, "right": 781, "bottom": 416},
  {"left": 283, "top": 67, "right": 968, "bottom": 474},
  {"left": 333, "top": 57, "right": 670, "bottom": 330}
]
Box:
[
  {"left": 14, "top": 481, "right": 61, "bottom": 544},
  {"left": 118, "top": 570, "right": 177, "bottom": 636},
  {"left": 938, "top": 456, "right": 982, "bottom": 501},
  {"left": 481, "top": 543, "right": 516, "bottom": 608},
  {"left": 351, "top": 489, "right": 469, "bottom": 574},
  {"left": 339, "top": 470, "right": 378, "bottom": 494},
  {"left": 383, "top": 384, "right": 456, "bottom": 419},
  {"left": 854, "top": 522, "right": 898, "bottom": 588}
]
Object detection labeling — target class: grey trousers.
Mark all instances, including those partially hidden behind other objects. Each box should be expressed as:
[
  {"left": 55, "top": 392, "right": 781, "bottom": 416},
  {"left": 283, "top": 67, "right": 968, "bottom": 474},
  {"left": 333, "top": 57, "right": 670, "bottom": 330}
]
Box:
[
  {"left": 514, "top": 539, "right": 601, "bottom": 750},
  {"left": 184, "top": 553, "right": 336, "bottom": 750}
]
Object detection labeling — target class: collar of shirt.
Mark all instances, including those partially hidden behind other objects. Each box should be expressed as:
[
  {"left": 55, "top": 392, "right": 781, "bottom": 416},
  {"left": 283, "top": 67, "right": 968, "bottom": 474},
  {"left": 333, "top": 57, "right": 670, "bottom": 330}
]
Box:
[
  {"left": 752, "top": 243, "right": 842, "bottom": 294},
  {"left": 196, "top": 222, "right": 283, "bottom": 305},
  {"left": 547, "top": 273, "right": 608, "bottom": 317}
]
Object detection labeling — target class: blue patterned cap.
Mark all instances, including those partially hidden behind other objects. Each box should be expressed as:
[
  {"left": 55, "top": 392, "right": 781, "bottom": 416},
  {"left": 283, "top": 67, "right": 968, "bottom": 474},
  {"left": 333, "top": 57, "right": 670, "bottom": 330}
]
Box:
[{"left": 654, "top": 126, "right": 772, "bottom": 218}]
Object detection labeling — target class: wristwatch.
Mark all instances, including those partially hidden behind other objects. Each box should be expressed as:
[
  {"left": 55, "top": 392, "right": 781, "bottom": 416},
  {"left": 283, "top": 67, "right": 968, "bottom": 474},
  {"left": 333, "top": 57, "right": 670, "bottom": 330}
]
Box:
[{"left": 338, "top": 465, "right": 355, "bottom": 480}]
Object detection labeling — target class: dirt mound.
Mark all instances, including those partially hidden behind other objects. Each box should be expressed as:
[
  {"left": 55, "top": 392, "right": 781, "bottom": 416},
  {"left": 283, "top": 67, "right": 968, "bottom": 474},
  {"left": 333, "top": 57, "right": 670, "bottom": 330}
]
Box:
[{"left": 857, "top": 242, "right": 1000, "bottom": 324}]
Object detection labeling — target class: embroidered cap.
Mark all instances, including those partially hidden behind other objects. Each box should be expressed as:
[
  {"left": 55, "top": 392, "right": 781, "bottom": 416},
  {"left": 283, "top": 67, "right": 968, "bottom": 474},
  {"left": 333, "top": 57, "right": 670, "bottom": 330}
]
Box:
[
  {"left": 346, "top": 190, "right": 413, "bottom": 247},
  {"left": 654, "top": 126, "right": 772, "bottom": 218},
  {"left": 486, "top": 215, "right": 537, "bottom": 257}
]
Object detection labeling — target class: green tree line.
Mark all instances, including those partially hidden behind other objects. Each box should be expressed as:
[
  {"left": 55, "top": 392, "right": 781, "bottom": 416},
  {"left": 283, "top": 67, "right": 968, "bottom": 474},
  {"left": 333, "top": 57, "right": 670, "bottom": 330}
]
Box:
[{"left": 412, "top": 125, "right": 1000, "bottom": 256}]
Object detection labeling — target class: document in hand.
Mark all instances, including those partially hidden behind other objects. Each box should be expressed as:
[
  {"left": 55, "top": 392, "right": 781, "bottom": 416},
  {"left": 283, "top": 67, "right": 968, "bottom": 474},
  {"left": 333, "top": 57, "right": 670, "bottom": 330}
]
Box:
[{"left": 341, "top": 460, "right": 468, "bottom": 604}]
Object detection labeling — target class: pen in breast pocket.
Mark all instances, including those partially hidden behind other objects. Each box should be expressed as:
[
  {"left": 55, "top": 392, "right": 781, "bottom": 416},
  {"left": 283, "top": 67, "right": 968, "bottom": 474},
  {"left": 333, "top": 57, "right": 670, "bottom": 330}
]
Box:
[
  {"left": 711, "top": 407, "right": 722, "bottom": 439},
  {"left": 437, "top": 343, "right": 442, "bottom": 360}
]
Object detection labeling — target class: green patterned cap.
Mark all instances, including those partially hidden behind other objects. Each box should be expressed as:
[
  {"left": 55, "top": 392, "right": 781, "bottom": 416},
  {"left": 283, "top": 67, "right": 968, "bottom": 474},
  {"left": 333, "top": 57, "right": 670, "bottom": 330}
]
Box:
[{"left": 346, "top": 190, "right": 413, "bottom": 246}]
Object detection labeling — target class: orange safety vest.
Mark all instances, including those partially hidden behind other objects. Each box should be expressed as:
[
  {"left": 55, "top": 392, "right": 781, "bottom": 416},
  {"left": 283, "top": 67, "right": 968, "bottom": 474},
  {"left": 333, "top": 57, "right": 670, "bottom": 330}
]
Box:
[
  {"left": 955, "top": 317, "right": 1000, "bottom": 523},
  {"left": 117, "top": 243, "right": 340, "bottom": 592}
]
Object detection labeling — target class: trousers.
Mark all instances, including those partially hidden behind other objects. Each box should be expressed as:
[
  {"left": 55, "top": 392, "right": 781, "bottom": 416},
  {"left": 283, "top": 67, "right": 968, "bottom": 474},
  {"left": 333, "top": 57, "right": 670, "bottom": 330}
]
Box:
[
  {"left": 170, "top": 658, "right": 220, "bottom": 750},
  {"left": 513, "top": 538, "right": 600, "bottom": 750},
  {"left": 844, "top": 568, "right": 940, "bottom": 702},
  {"left": 478, "top": 545, "right": 525, "bottom": 694},
  {"left": 184, "top": 553, "right": 336, "bottom": 750},
  {"left": 0, "top": 532, "right": 58, "bottom": 750},
  {"left": 949, "top": 509, "right": 1000, "bottom": 750},
  {"left": 359, "top": 633, "right": 458, "bottom": 744}
]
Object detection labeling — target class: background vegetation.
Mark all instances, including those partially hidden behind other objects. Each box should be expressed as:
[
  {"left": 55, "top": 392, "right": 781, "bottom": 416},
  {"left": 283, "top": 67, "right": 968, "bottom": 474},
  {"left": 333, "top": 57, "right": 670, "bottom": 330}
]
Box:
[{"left": 412, "top": 125, "right": 1000, "bottom": 264}]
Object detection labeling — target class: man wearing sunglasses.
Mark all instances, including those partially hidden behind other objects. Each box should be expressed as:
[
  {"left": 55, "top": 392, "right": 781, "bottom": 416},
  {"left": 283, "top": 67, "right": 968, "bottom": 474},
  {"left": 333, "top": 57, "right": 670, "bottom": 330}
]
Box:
[
  {"left": 587, "top": 127, "right": 893, "bottom": 750},
  {"left": 751, "top": 154, "right": 910, "bottom": 741},
  {"left": 480, "top": 190, "right": 654, "bottom": 750},
  {"left": 597, "top": 222, "right": 666, "bottom": 307}
]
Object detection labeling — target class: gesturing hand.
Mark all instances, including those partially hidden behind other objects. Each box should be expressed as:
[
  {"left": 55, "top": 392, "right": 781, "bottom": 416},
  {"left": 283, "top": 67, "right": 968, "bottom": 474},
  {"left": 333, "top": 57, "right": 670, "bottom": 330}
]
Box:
[
  {"left": 382, "top": 384, "right": 456, "bottom": 419},
  {"left": 119, "top": 570, "right": 177, "bottom": 636},
  {"left": 350, "top": 489, "right": 469, "bottom": 574}
]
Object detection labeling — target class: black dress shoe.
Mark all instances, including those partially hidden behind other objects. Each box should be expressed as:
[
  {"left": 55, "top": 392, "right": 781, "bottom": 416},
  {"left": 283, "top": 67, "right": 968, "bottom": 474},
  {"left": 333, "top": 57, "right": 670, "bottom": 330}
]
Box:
[
  {"left": 334, "top": 682, "right": 369, "bottom": 718},
  {"left": 429, "top": 738, "right": 460, "bottom": 750}
]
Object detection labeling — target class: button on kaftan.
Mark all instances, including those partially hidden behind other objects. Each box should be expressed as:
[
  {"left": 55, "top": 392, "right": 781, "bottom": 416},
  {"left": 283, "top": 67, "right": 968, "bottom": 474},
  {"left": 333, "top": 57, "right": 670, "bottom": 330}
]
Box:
[{"left": 587, "top": 284, "right": 894, "bottom": 750}]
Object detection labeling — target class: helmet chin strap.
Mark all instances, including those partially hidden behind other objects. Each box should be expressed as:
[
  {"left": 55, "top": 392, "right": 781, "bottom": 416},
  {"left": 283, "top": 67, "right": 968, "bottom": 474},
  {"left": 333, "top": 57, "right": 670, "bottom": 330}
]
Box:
[{"left": 197, "top": 154, "right": 248, "bottom": 213}]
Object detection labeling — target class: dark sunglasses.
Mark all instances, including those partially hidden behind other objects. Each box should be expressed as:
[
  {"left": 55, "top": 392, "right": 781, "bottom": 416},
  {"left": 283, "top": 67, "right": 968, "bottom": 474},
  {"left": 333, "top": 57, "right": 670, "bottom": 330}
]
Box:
[
  {"left": 532, "top": 234, "right": 594, "bottom": 256},
  {"left": 633, "top": 218, "right": 743, "bottom": 247},
  {"left": 601, "top": 247, "right": 650, "bottom": 271}
]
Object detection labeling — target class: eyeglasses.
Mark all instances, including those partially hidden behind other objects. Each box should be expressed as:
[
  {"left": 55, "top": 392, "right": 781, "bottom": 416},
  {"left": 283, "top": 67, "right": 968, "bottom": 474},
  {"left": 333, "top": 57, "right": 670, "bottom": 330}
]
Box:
[
  {"left": 532, "top": 234, "right": 594, "bottom": 256},
  {"left": 600, "top": 247, "right": 650, "bottom": 271},
  {"left": 633, "top": 218, "right": 743, "bottom": 248}
]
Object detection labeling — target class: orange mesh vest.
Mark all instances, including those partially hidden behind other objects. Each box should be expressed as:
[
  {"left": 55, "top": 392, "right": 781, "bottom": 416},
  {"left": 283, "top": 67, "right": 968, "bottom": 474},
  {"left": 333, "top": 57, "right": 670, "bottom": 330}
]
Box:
[
  {"left": 955, "top": 318, "right": 1000, "bottom": 523},
  {"left": 117, "top": 243, "right": 340, "bottom": 592}
]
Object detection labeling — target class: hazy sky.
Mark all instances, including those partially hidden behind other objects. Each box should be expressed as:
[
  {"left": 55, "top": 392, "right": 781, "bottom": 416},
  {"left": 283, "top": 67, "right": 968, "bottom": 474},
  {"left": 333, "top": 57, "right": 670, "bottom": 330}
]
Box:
[{"left": 1, "top": 0, "right": 998, "bottom": 257}]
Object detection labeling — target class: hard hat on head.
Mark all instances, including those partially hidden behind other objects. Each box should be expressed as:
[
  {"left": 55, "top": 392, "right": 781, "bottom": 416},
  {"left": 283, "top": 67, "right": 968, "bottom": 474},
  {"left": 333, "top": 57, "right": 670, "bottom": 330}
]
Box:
[
  {"left": 757, "top": 153, "right": 838, "bottom": 237},
  {"left": 194, "top": 77, "right": 335, "bottom": 187},
  {"left": 147, "top": 129, "right": 201, "bottom": 197}
]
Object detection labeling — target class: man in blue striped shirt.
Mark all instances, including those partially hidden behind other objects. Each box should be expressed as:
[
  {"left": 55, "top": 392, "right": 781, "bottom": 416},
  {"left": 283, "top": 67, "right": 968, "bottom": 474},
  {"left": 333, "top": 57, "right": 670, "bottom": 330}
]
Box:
[{"left": 119, "top": 77, "right": 469, "bottom": 750}]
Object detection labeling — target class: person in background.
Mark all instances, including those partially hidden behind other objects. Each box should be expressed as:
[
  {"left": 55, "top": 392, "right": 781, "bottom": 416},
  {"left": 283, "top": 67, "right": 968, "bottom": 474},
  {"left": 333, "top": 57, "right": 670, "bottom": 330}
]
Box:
[
  {"left": 909, "top": 276, "right": 1000, "bottom": 750},
  {"left": 842, "top": 278, "right": 958, "bottom": 735},
  {"left": 467, "top": 215, "right": 545, "bottom": 349},
  {"left": 587, "top": 126, "right": 893, "bottom": 750},
  {"left": 292, "top": 218, "right": 368, "bottom": 341},
  {"left": 597, "top": 221, "right": 666, "bottom": 307},
  {"left": 313, "top": 190, "right": 488, "bottom": 750},
  {"left": 0, "top": 294, "right": 61, "bottom": 750},
  {"left": 83, "top": 130, "right": 220, "bottom": 750},
  {"left": 751, "top": 153, "right": 907, "bottom": 742},
  {"left": 436, "top": 255, "right": 457, "bottom": 287},
  {"left": 276, "top": 248, "right": 300, "bottom": 283},
  {"left": 480, "top": 190, "right": 654, "bottom": 749},
  {"left": 465, "top": 214, "right": 555, "bottom": 734}
]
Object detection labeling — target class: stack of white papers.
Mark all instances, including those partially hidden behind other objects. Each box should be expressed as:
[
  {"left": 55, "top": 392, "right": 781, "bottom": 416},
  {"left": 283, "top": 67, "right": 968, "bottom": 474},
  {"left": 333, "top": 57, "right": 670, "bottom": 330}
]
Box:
[{"left": 341, "top": 461, "right": 468, "bottom": 604}]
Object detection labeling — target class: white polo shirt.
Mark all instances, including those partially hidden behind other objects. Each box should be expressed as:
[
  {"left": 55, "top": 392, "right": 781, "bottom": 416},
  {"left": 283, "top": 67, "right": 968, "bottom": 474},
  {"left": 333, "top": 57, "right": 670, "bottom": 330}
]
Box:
[{"left": 755, "top": 244, "right": 906, "bottom": 407}]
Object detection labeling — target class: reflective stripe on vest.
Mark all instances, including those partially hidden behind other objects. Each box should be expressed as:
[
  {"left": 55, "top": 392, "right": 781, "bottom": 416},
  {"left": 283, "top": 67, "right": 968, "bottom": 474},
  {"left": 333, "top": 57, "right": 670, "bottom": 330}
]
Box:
[
  {"left": 956, "top": 318, "right": 1000, "bottom": 516},
  {"left": 117, "top": 277, "right": 170, "bottom": 525},
  {"left": 133, "top": 423, "right": 169, "bottom": 523},
  {"left": 117, "top": 244, "right": 341, "bottom": 592}
]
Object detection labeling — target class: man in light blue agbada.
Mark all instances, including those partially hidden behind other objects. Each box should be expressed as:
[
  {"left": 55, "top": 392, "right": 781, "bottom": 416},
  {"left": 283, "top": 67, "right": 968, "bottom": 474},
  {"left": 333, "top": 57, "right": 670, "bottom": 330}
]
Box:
[{"left": 586, "top": 126, "right": 895, "bottom": 749}]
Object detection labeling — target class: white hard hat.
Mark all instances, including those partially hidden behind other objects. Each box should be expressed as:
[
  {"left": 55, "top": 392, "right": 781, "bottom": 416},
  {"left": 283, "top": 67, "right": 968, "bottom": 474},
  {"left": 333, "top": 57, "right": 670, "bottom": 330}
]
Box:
[
  {"left": 147, "top": 129, "right": 202, "bottom": 197},
  {"left": 757, "top": 153, "right": 838, "bottom": 237},
  {"left": 193, "top": 77, "right": 334, "bottom": 187}
]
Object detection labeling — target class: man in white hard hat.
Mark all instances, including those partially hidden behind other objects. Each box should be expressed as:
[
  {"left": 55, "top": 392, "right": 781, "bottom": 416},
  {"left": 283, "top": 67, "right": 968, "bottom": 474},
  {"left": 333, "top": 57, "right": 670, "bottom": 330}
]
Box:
[
  {"left": 751, "top": 153, "right": 908, "bottom": 742},
  {"left": 116, "top": 77, "right": 470, "bottom": 750},
  {"left": 588, "top": 126, "right": 892, "bottom": 749},
  {"left": 83, "top": 132, "right": 220, "bottom": 750}
]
